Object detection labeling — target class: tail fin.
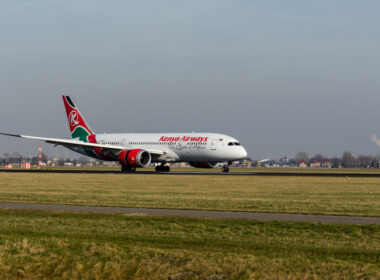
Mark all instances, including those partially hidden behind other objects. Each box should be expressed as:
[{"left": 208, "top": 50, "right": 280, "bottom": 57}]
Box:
[{"left": 62, "top": 95, "right": 94, "bottom": 142}]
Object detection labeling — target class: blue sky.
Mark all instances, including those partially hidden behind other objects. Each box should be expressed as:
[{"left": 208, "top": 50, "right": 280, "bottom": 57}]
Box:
[{"left": 1, "top": 1, "right": 380, "bottom": 159}]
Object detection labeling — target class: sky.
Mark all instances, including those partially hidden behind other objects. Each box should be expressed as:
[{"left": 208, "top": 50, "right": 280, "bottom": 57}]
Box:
[{"left": 1, "top": 0, "right": 380, "bottom": 159}]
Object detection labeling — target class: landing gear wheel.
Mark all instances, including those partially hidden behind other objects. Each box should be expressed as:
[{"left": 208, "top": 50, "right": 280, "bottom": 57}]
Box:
[
  {"left": 155, "top": 165, "right": 170, "bottom": 173},
  {"left": 121, "top": 166, "right": 136, "bottom": 173},
  {"left": 222, "top": 166, "right": 229, "bottom": 173}
]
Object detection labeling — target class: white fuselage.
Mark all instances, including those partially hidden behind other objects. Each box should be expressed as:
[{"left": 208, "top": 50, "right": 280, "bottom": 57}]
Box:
[{"left": 93, "top": 132, "right": 247, "bottom": 163}]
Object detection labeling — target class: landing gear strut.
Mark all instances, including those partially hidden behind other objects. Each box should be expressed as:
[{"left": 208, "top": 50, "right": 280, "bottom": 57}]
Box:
[
  {"left": 121, "top": 165, "right": 136, "bottom": 173},
  {"left": 222, "top": 162, "right": 232, "bottom": 173},
  {"left": 155, "top": 164, "right": 170, "bottom": 173},
  {"left": 222, "top": 166, "right": 229, "bottom": 173}
]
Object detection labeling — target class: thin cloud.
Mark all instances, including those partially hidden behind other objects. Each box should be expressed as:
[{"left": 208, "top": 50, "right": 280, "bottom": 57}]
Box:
[{"left": 371, "top": 134, "right": 380, "bottom": 148}]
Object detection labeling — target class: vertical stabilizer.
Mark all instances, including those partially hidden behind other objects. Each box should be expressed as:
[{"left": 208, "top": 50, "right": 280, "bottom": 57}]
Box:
[{"left": 62, "top": 95, "right": 94, "bottom": 142}]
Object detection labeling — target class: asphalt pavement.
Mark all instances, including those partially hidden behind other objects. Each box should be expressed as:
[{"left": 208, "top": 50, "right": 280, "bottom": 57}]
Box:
[{"left": 0, "top": 202, "right": 378, "bottom": 225}]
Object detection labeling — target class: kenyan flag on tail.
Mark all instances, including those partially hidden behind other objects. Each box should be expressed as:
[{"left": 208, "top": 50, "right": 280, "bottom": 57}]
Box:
[{"left": 62, "top": 95, "right": 94, "bottom": 143}]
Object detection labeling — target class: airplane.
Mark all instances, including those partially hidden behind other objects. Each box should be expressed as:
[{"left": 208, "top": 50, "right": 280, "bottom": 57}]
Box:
[{"left": 0, "top": 96, "right": 247, "bottom": 173}]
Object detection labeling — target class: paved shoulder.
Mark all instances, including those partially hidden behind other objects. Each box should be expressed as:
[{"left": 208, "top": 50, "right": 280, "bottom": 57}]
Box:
[{"left": 0, "top": 202, "right": 379, "bottom": 225}]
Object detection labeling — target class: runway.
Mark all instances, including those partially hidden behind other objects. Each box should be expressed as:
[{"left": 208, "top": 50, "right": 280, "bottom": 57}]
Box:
[
  {"left": 0, "top": 202, "right": 378, "bottom": 225},
  {"left": 2, "top": 169, "right": 380, "bottom": 177}
]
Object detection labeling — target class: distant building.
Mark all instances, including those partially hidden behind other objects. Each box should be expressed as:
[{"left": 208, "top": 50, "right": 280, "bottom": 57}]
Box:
[
  {"left": 322, "top": 161, "right": 332, "bottom": 168},
  {"left": 20, "top": 162, "right": 31, "bottom": 169},
  {"left": 298, "top": 162, "right": 307, "bottom": 168},
  {"left": 310, "top": 162, "right": 321, "bottom": 168},
  {"left": 240, "top": 159, "right": 251, "bottom": 167}
]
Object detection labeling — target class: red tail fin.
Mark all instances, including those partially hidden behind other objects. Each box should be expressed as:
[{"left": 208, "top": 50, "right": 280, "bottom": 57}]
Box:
[{"left": 62, "top": 95, "right": 94, "bottom": 140}]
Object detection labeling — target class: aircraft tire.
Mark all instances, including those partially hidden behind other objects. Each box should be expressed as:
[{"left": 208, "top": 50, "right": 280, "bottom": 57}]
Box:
[
  {"left": 222, "top": 166, "right": 229, "bottom": 173},
  {"left": 122, "top": 166, "right": 137, "bottom": 173}
]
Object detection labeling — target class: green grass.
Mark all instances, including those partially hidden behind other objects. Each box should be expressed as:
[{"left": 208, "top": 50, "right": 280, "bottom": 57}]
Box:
[
  {"left": 0, "top": 173, "right": 380, "bottom": 216},
  {"left": 0, "top": 209, "right": 378, "bottom": 279}
]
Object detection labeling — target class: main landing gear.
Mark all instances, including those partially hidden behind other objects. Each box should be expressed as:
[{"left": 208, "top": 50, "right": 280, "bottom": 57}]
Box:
[
  {"left": 155, "top": 165, "right": 170, "bottom": 173},
  {"left": 121, "top": 165, "right": 136, "bottom": 173}
]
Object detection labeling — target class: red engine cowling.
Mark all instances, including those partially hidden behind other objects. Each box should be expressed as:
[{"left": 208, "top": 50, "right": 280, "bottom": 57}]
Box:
[
  {"left": 189, "top": 162, "right": 218, "bottom": 168},
  {"left": 118, "top": 149, "right": 151, "bottom": 167}
]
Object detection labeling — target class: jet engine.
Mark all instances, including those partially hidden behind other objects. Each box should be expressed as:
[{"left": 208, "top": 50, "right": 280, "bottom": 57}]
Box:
[
  {"left": 189, "top": 162, "right": 218, "bottom": 168},
  {"left": 118, "top": 149, "right": 151, "bottom": 167}
]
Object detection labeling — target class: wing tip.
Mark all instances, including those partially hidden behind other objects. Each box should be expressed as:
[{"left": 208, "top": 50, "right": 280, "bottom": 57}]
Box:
[{"left": 0, "top": 132, "right": 22, "bottom": 138}]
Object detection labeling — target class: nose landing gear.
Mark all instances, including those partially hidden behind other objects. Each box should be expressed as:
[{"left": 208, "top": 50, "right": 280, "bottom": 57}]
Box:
[
  {"left": 222, "top": 166, "right": 229, "bottom": 173},
  {"left": 222, "top": 161, "right": 232, "bottom": 173}
]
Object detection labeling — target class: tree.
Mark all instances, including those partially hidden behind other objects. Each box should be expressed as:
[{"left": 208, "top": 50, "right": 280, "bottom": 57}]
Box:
[
  {"left": 356, "top": 155, "right": 372, "bottom": 168},
  {"left": 330, "top": 157, "right": 342, "bottom": 168},
  {"left": 310, "top": 153, "right": 325, "bottom": 163},
  {"left": 342, "top": 151, "right": 356, "bottom": 168},
  {"left": 78, "top": 156, "right": 90, "bottom": 164},
  {"left": 31, "top": 157, "right": 38, "bottom": 166},
  {"left": 41, "top": 153, "right": 48, "bottom": 163},
  {"left": 357, "top": 155, "right": 378, "bottom": 168},
  {"left": 295, "top": 152, "right": 309, "bottom": 163}
]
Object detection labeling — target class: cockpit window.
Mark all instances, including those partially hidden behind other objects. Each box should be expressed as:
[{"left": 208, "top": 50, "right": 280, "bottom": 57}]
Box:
[
  {"left": 234, "top": 142, "right": 240, "bottom": 146},
  {"left": 228, "top": 142, "right": 234, "bottom": 146}
]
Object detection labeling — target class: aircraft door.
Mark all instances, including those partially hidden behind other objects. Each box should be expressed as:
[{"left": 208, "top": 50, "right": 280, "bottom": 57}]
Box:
[{"left": 210, "top": 138, "right": 217, "bottom": 151}]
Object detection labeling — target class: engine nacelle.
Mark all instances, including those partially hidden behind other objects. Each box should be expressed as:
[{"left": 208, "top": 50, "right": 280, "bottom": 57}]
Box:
[
  {"left": 189, "top": 162, "right": 218, "bottom": 169},
  {"left": 118, "top": 149, "right": 151, "bottom": 167}
]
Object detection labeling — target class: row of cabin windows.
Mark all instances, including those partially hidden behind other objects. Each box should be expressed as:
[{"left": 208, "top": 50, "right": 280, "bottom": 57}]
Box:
[
  {"left": 103, "top": 142, "right": 120, "bottom": 145},
  {"left": 103, "top": 141, "right": 236, "bottom": 146},
  {"left": 129, "top": 142, "right": 207, "bottom": 146}
]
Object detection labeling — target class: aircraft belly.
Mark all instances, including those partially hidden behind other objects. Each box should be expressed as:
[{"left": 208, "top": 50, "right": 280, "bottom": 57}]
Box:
[{"left": 176, "top": 148, "right": 223, "bottom": 162}]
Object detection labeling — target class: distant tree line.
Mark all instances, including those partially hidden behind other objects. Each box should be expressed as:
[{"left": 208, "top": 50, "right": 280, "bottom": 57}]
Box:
[
  {"left": 0, "top": 153, "right": 98, "bottom": 167},
  {"left": 0, "top": 154, "right": 47, "bottom": 166},
  {"left": 294, "top": 151, "right": 380, "bottom": 168}
]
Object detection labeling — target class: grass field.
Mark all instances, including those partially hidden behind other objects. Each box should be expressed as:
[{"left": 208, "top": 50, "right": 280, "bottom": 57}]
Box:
[
  {"left": 0, "top": 209, "right": 378, "bottom": 279},
  {"left": 0, "top": 172, "right": 379, "bottom": 279},
  {"left": 0, "top": 173, "right": 380, "bottom": 216}
]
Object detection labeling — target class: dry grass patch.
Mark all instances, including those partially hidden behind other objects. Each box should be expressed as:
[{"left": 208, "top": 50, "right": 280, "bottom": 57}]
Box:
[{"left": 0, "top": 173, "right": 380, "bottom": 216}]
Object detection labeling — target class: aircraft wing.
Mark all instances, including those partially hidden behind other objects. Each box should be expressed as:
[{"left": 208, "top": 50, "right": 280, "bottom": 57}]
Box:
[{"left": 0, "top": 133, "right": 164, "bottom": 155}]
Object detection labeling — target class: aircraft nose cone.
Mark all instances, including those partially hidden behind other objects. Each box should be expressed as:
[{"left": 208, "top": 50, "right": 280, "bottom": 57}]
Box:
[{"left": 240, "top": 147, "right": 248, "bottom": 158}]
